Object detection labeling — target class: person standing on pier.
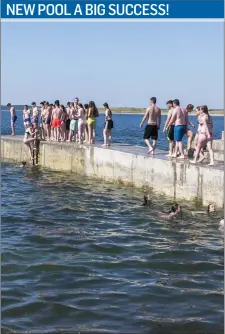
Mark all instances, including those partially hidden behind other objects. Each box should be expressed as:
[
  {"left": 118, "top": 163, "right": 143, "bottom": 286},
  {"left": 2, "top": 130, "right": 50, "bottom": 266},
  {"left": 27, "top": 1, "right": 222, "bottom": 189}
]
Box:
[
  {"left": 163, "top": 100, "right": 175, "bottom": 157},
  {"left": 185, "top": 103, "right": 195, "bottom": 152},
  {"left": 52, "top": 100, "right": 62, "bottom": 141},
  {"left": 7, "top": 103, "right": 17, "bottom": 136},
  {"left": 140, "top": 97, "right": 161, "bottom": 155},
  {"left": 23, "top": 105, "right": 31, "bottom": 129},
  {"left": 190, "top": 105, "right": 214, "bottom": 166},
  {"left": 165, "top": 99, "right": 188, "bottom": 159},
  {"left": 31, "top": 102, "right": 39, "bottom": 129},
  {"left": 87, "top": 101, "right": 99, "bottom": 145},
  {"left": 102, "top": 102, "right": 113, "bottom": 147}
]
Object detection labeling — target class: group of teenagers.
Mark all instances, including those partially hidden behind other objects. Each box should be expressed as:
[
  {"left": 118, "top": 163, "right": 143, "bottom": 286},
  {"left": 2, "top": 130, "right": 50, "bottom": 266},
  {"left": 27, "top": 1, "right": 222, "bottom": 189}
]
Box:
[
  {"left": 7, "top": 96, "right": 214, "bottom": 165},
  {"left": 140, "top": 97, "right": 215, "bottom": 166},
  {"left": 7, "top": 98, "right": 114, "bottom": 147}
]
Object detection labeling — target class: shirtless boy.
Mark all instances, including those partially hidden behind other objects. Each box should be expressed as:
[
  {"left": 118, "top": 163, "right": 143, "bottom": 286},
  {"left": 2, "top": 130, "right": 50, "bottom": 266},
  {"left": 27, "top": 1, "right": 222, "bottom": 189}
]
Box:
[
  {"left": 165, "top": 99, "right": 188, "bottom": 159},
  {"left": 51, "top": 100, "right": 62, "bottom": 141},
  {"left": 7, "top": 103, "right": 17, "bottom": 135},
  {"left": 31, "top": 102, "right": 39, "bottom": 128},
  {"left": 163, "top": 100, "right": 175, "bottom": 156},
  {"left": 43, "top": 102, "right": 52, "bottom": 140},
  {"left": 140, "top": 97, "right": 161, "bottom": 155}
]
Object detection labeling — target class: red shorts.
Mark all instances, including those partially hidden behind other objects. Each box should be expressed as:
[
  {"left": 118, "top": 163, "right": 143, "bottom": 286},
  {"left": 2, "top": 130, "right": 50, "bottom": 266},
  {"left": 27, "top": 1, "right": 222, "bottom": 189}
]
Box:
[{"left": 52, "top": 118, "right": 61, "bottom": 128}]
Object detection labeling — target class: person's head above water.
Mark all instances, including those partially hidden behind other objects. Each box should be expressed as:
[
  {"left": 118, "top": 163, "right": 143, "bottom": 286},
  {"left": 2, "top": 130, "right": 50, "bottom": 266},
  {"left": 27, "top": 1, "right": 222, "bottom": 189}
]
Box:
[
  {"left": 207, "top": 203, "right": 216, "bottom": 212},
  {"left": 141, "top": 194, "right": 151, "bottom": 206},
  {"left": 173, "top": 99, "right": 180, "bottom": 107},
  {"left": 171, "top": 203, "right": 181, "bottom": 213}
]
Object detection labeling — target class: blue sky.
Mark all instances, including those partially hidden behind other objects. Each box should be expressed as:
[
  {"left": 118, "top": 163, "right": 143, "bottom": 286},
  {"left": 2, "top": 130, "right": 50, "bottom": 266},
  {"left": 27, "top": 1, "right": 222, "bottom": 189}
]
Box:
[{"left": 1, "top": 21, "right": 224, "bottom": 108}]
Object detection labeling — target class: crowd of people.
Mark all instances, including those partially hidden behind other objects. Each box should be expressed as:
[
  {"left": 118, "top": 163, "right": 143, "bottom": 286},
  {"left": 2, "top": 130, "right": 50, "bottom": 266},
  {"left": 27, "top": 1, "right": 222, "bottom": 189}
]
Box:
[
  {"left": 139, "top": 97, "right": 214, "bottom": 166},
  {"left": 7, "top": 95, "right": 215, "bottom": 166},
  {"left": 7, "top": 99, "right": 113, "bottom": 148}
]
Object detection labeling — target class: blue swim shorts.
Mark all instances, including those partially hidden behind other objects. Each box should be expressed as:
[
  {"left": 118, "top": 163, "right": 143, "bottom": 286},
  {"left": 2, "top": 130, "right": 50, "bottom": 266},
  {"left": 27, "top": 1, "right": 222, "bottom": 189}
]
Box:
[
  {"left": 12, "top": 115, "right": 17, "bottom": 123},
  {"left": 174, "top": 125, "right": 186, "bottom": 142}
]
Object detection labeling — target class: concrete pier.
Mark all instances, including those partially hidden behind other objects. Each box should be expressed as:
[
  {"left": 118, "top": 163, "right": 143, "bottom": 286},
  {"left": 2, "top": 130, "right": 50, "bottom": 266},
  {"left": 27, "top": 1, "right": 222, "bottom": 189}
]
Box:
[{"left": 1, "top": 135, "right": 224, "bottom": 208}]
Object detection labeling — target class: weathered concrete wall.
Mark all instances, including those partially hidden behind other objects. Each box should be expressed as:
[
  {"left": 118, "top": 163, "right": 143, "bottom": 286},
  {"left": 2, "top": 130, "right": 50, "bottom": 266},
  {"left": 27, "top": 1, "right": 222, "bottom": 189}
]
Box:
[{"left": 1, "top": 136, "right": 224, "bottom": 208}]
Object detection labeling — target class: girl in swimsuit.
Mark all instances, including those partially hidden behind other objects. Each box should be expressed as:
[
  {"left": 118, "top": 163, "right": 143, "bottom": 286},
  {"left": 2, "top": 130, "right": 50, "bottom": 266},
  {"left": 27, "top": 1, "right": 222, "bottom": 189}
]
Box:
[
  {"left": 102, "top": 102, "right": 113, "bottom": 147},
  {"left": 83, "top": 104, "right": 89, "bottom": 143},
  {"left": 185, "top": 104, "right": 195, "bottom": 151},
  {"left": 87, "top": 101, "right": 99, "bottom": 144},
  {"left": 40, "top": 102, "right": 45, "bottom": 140},
  {"left": 190, "top": 105, "right": 214, "bottom": 166},
  {"left": 66, "top": 102, "right": 71, "bottom": 140},
  {"left": 23, "top": 105, "right": 31, "bottom": 129},
  {"left": 77, "top": 103, "right": 86, "bottom": 144},
  {"left": 60, "top": 105, "right": 67, "bottom": 142}
]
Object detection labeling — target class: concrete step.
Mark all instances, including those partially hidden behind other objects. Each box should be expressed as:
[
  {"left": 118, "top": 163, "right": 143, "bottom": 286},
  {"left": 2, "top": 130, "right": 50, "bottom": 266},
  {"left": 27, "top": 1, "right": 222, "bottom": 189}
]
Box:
[
  {"left": 186, "top": 148, "right": 224, "bottom": 162},
  {"left": 191, "top": 139, "right": 224, "bottom": 151},
  {"left": 204, "top": 150, "right": 224, "bottom": 162},
  {"left": 212, "top": 140, "right": 224, "bottom": 151}
]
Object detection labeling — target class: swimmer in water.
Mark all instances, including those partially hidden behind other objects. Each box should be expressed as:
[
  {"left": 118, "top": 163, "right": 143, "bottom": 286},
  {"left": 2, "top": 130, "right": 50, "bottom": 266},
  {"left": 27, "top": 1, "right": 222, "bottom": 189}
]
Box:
[
  {"left": 141, "top": 194, "right": 152, "bottom": 206},
  {"left": 158, "top": 204, "right": 182, "bottom": 220},
  {"left": 191, "top": 203, "right": 216, "bottom": 215},
  {"left": 20, "top": 161, "right": 27, "bottom": 167}
]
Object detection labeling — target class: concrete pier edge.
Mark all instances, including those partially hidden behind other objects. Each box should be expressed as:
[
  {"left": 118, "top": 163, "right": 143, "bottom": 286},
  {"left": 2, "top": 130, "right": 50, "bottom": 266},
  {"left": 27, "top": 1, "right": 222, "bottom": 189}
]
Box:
[{"left": 1, "top": 135, "right": 224, "bottom": 208}]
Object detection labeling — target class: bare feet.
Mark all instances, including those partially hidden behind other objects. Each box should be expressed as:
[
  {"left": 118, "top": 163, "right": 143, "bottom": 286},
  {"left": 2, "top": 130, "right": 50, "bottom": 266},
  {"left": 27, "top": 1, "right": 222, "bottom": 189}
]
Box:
[
  {"left": 208, "top": 162, "right": 215, "bottom": 166},
  {"left": 177, "top": 155, "right": 185, "bottom": 160},
  {"left": 190, "top": 160, "right": 197, "bottom": 164},
  {"left": 197, "top": 156, "right": 205, "bottom": 163},
  {"left": 147, "top": 147, "right": 154, "bottom": 155}
]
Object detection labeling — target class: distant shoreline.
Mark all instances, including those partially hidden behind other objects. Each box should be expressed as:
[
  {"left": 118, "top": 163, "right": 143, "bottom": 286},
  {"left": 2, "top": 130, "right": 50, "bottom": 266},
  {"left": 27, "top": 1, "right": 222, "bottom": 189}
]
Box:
[{"left": 1, "top": 107, "right": 224, "bottom": 117}]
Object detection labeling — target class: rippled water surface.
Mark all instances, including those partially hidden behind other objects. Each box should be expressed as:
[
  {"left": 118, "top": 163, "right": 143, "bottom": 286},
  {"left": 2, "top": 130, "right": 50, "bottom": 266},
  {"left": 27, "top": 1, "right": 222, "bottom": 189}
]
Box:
[{"left": 2, "top": 162, "right": 224, "bottom": 333}]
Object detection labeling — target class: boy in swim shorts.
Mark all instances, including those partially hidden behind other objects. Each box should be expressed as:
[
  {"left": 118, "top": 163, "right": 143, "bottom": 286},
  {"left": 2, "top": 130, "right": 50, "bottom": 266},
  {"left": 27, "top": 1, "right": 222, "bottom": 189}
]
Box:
[
  {"left": 165, "top": 99, "right": 188, "bottom": 159},
  {"left": 7, "top": 103, "right": 17, "bottom": 136},
  {"left": 140, "top": 97, "right": 161, "bottom": 155},
  {"left": 163, "top": 100, "right": 175, "bottom": 157}
]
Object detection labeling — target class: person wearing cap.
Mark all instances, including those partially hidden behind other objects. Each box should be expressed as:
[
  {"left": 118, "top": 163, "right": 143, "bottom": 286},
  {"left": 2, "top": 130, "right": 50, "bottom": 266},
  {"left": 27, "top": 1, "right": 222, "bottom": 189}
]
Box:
[
  {"left": 7, "top": 103, "right": 17, "bottom": 135},
  {"left": 52, "top": 100, "right": 62, "bottom": 141},
  {"left": 31, "top": 102, "right": 39, "bottom": 128}
]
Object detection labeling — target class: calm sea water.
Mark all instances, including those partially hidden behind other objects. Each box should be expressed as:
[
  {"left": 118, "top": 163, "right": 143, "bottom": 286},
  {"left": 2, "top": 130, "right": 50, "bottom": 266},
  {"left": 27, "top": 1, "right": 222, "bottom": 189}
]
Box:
[
  {"left": 1, "top": 110, "right": 224, "bottom": 150},
  {"left": 2, "top": 162, "right": 224, "bottom": 333}
]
